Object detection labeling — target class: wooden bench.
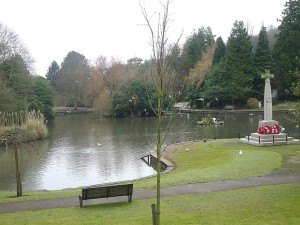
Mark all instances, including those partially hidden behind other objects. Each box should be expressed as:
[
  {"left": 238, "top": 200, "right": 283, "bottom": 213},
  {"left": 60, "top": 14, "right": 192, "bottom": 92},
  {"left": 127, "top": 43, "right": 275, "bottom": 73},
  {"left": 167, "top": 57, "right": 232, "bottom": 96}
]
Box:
[{"left": 79, "top": 183, "right": 133, "bottom": 208}]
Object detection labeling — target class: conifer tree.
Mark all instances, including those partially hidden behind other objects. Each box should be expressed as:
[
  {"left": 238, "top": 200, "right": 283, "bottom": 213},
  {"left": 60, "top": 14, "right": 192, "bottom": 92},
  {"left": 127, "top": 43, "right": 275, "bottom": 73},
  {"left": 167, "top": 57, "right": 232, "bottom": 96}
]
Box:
[
  {"left": 273, "top": 0, "right": 300, "bottom": 99},
  {"left": 223, "top": 20, "right": 256, "bottom": 103},
  {"left": 255, "top": 26, "right": 272, "bottom": 72},
  {"left": 181, "top": 27, "right": 215, "bottom": 74},
  {"left": 46, "top": 61, "right": 59, "bottom": 88},
  {"left": 213, "top": 37, "right": 226, "bottom": 65},
  {"left": 254, "top": 25, "right": 272, "bottom": 97}
]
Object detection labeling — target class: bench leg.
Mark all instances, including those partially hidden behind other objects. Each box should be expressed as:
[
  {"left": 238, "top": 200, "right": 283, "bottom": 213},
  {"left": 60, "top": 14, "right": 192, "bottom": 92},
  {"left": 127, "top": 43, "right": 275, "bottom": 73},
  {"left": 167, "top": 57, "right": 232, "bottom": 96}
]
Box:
[
  {"left": 128, "top": 194, "right": 132, "bottom": 203},
  {"left": 79, "top": 195, "right": 83, "bottom": 208}
]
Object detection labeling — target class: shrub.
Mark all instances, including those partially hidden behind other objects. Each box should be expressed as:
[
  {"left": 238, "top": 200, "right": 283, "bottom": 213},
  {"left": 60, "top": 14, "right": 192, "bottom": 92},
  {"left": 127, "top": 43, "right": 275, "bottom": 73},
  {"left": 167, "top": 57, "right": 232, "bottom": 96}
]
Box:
[{"left": 247, "top": 98, "right": 259, "bottom": 108}]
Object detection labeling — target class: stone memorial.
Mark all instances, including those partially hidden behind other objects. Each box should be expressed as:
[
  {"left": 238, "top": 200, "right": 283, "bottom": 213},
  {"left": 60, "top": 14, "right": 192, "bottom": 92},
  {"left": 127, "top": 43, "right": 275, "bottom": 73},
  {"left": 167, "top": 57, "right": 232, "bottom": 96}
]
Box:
[{"left": 240, "top": 69, "right": 299, "bottom": 146}]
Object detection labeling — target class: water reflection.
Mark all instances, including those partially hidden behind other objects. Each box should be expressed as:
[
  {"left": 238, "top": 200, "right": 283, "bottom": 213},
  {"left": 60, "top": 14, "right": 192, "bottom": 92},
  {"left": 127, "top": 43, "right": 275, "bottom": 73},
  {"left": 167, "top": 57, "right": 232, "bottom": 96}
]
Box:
[{"left": 0, "top": 111, "right": 299, "bottom": 191}]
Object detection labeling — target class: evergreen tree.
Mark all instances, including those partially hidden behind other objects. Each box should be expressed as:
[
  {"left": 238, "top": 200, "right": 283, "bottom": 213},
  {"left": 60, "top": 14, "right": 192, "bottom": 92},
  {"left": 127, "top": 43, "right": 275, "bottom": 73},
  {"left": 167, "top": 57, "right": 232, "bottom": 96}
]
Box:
[
  {"left": 55, "top": 51, "right": 91, "bottom": 107},
  {"left": 203, "top": 60, "right": 231, "bottom": 102},
  {"left": 112, "top": 79, "right": 156, "bottom": 117},
  {"left": 223, "top": 20, "right": 256, "bottom": 103},
  {"left": 255, "top": 26, "right": 272, "bottom": 71},
  {"left": 267, "top": 25, "right": 279, "bottom": 51},
  {"left": 29, "top": 76, "right": 55, "bottom": 120},
  {"left": 273, "top": 0, "right": 300, "bottom": 99},
  {"left": 181, "top": 27, "right": 215, "bottom": 74},
  {"left": 212, "top": 37, "right": 226, "bottom": 65},
  {"left": 0, "top": 55, "right": 33, "bottom": 110},
  {"left": 46, "top": 61, "right": 59, "bottom": 88},
  {"left": 0, "top": 76, "right": 17, "bottom": 111},
  {"left": 254, "top": 25, "right": 272, "bottom": 97}
]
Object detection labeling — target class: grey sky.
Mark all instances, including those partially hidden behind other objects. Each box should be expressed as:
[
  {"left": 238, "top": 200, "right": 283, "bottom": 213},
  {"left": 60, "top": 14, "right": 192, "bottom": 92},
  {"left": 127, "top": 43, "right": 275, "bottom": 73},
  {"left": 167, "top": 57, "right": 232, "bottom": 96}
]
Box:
[{"left": 0, "top": 0, "right": 286, "bottom": 76}]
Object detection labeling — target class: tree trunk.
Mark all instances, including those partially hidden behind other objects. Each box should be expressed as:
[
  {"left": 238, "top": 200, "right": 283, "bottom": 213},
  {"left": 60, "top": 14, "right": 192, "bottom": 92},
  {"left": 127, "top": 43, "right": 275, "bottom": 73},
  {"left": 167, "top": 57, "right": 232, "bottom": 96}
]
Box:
[{"left": 155, "top": 63, "right": 163, "bottom": 225}]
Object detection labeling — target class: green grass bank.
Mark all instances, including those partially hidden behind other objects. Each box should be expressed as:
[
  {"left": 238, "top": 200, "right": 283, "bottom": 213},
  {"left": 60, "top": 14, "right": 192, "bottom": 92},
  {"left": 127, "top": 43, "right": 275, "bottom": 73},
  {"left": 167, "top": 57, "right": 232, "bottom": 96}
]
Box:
[
  {"left": 0, "top": 183, "right": 299, "bottom": 225},
  {"left": 0, "top": 139, "right": 300, "bottom": 224},
  {"left": 1, "top": 139, "right": 300, "bottom": 203}
]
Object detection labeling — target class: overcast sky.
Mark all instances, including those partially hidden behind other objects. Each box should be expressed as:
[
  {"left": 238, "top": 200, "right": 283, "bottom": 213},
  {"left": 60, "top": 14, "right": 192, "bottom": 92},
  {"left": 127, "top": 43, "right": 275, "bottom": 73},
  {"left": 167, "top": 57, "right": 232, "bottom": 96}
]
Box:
[{"left": 0, "top": 0, "right": 286, "bottom": 76}]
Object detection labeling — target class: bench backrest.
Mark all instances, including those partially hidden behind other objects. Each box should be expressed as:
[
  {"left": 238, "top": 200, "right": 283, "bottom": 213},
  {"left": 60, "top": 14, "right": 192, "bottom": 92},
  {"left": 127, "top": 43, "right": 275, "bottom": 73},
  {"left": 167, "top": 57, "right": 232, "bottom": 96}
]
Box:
[{"left": 82, "top": 184, "right": 133, "bottom": 200}]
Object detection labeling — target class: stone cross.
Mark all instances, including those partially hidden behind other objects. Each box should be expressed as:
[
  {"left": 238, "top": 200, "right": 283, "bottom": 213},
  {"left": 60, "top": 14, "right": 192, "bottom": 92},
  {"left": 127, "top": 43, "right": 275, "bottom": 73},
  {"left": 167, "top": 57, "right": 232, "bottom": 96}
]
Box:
[{"left": 261, "top": 69, "right": 274, "bottom": 121}]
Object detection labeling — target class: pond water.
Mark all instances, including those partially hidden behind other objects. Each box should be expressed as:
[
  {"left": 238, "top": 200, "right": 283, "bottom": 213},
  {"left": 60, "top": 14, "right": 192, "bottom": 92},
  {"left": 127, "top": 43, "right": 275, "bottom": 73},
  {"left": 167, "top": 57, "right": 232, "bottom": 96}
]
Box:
[{"left": 0, "top": 111, "right": 299, "bottom": 191}]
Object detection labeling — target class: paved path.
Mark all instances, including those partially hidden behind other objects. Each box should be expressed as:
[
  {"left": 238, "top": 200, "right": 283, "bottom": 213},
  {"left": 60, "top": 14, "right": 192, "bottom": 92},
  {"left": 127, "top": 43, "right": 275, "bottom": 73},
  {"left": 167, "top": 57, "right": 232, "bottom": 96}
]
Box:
[{"left": 1, "top": 174, "right": 300, "bottom": 213}]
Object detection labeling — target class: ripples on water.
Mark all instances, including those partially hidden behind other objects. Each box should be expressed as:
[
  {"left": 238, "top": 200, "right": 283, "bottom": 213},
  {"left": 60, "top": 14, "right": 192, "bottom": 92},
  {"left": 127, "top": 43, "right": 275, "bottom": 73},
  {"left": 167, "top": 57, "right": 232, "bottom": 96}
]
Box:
[{"left": 0, "top": 112, "right": 299, "bottom": 191}]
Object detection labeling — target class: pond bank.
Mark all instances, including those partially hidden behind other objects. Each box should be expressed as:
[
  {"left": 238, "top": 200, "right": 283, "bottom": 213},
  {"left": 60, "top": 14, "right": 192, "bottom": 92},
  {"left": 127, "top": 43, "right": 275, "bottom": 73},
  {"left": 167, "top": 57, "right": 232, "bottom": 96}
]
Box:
[
  {"left": 178, "top": 108, "right": 293, "bottom": 114},
  {"left": 54, "top": 107, "right": 93, "bottom": 114}
]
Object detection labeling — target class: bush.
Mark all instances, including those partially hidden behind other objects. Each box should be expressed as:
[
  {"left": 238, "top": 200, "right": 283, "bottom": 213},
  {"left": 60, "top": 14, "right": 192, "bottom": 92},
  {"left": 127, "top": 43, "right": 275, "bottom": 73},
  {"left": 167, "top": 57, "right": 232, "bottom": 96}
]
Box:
[{"left": 247, "top": 98, "right": 259, "bottom": 108}]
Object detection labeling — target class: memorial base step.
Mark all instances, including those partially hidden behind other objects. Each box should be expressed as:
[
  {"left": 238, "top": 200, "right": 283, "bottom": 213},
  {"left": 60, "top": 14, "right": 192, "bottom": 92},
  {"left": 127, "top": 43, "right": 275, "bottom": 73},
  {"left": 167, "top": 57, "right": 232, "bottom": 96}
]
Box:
[{"left": 240, "top": 133, "right": 299, "bottom": 146}]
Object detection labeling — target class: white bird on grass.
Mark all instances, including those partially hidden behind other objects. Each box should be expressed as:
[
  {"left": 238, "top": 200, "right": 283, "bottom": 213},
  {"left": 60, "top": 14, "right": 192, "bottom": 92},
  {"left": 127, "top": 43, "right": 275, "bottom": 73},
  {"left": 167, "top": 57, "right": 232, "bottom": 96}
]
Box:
[{"left": 239, "top": 150, "right": 243, "bottom": 155}]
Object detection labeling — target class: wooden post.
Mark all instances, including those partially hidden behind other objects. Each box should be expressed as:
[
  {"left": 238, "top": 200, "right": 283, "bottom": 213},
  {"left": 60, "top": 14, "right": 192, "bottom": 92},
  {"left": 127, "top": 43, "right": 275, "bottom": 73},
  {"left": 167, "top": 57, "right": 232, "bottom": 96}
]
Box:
[
  {"left": 151, "top": 204, "right": 157, "bottom": 225},
  {"left": 13, "top": 144, "right": 22, "bottom": 197}
]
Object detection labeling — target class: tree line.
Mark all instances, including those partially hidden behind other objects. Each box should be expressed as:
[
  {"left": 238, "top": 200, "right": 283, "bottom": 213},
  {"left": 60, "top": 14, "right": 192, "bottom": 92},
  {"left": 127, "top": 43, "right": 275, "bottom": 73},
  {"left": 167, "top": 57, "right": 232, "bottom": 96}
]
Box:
[
  {"left": 0, "top": 23, "right": 55, "bottom": 120},
  {"left": 0, "top": 0, "right": 299, "bottom": 118}
]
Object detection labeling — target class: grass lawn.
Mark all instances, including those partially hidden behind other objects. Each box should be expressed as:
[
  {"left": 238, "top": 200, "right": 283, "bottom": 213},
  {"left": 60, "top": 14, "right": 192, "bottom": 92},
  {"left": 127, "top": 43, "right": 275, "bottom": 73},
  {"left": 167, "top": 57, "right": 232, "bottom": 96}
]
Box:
[
  {"left": 0, "top": 139, "right": 300, "bottom": 224},
  {"left": 134, "top": 139, "right": 299, "bottom": 189},
  {"left": 1, "top": 139, "right": 300, "bottom": 203},
  {"left": 0, "top": 182, "right": 299, "bottom": 225}
]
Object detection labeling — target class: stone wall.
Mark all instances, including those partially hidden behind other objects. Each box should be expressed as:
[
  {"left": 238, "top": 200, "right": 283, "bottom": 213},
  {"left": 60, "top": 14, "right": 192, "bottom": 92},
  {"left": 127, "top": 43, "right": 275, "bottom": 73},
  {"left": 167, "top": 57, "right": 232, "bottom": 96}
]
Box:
[{"left": 149, "top": 151, "right": 174, "bottom": 173}]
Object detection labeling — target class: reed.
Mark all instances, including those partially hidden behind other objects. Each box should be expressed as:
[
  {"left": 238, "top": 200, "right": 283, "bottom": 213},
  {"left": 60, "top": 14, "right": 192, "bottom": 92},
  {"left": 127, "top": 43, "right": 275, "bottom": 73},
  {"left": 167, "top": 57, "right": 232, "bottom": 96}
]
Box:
[
  {"left": 0, "top": 110, "right": 48, "bottom": 143},
  {"left": 25, "top": 110, "right": 48, "bottom": 140},
  {"left": 0, "top": 111, "right": 26, "bottom": 127}
]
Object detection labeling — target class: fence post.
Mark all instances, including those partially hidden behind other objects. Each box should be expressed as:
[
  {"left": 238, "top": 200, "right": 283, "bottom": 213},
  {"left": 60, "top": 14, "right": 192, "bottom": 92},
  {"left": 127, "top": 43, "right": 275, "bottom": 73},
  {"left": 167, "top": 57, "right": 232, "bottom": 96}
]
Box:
[
  {"left": 247, "top": 135, "right": 249, "bottom": 141},
  {"left": 273, "top": 135, "right": 275, "bottom": 143},
  {"left": 259, "top": 136, "right": 261, "bottom": 144},
  {"left": 151, "top": 204, "right": 157, "bottom": 225}
]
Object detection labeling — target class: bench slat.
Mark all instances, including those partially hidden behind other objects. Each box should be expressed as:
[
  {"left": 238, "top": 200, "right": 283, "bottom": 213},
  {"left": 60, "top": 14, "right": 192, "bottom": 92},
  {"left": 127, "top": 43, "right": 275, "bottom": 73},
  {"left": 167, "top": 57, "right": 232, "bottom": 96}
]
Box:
[
  {"left": 82, "top": 188, "right": 108, "bottom": 200},
  {"left": 108, "top": 184, "right": 132, "bottom": 197}
]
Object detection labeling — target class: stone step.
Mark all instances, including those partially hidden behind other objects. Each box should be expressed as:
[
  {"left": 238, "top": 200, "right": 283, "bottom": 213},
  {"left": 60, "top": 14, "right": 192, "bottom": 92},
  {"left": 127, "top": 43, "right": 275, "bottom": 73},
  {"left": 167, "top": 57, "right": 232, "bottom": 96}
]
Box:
[
  {"left": 250, "top": 133, "right": 288, "bottom": 139},
  {"left": 240, "top": 138, "right": 299, "bottom": 146},
  {"left": 245, "top": 136, "right": 294, "bottom": 143}
]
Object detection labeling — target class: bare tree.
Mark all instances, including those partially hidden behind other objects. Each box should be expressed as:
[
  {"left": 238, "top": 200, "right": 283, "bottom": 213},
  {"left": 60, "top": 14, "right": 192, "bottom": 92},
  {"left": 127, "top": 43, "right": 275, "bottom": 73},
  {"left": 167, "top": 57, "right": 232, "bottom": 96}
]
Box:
[
  {"left": 94, "top": 55, "right": 111, "bottom": 91},
  {"left": 140, "top": 1, "right": 183, "bottom": 224},
  {"left": 0, "top": 22, "right": 34, "bottom": 73},
  {"left": 94, "top": 55, "right": 126, "bottom": 93}
]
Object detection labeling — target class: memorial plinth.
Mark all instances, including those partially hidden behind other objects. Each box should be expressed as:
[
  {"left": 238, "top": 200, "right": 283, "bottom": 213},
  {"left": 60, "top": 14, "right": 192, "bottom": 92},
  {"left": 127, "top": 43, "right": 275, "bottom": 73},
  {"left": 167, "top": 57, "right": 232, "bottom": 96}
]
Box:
[{"left": 240, "top": 69, "right": 299, "bottom": 146}]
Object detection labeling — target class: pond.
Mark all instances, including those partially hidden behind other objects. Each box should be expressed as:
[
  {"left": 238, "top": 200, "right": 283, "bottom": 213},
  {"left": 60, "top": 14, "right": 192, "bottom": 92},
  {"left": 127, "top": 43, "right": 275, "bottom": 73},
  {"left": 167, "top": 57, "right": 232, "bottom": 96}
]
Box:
[{"left": 0, "top": 111, "right": 299, "bottom": 191}]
